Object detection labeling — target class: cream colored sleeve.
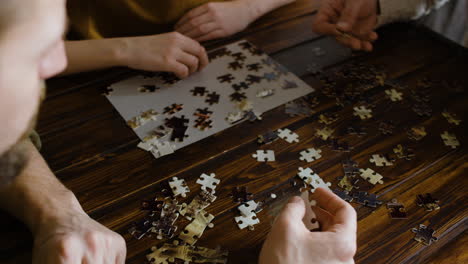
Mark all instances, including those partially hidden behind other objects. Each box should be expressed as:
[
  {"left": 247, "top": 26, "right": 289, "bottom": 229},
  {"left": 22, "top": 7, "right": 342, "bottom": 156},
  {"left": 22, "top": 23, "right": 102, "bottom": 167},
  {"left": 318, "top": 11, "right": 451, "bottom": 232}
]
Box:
[{"left": 378, "top": 0, "right": 452, "bottom": 26}]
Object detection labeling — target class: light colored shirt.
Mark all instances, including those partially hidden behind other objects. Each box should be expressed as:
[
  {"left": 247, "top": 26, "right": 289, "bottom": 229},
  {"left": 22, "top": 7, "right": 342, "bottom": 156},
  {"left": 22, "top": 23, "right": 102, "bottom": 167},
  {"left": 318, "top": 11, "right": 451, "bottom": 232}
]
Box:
[{"left": 379, "top": 0, "right": 468, "bottom": 47}]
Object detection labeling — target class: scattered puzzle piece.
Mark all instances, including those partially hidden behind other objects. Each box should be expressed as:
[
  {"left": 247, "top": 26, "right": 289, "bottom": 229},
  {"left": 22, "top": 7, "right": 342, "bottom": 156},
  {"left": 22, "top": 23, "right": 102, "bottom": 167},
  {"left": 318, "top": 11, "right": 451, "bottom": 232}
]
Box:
[
  {"left": 163, "top": 103, "right": 183, "bottom": 115},
  {"left": 277, "top": 128, "right": 300, "bottom": 143},
  {"left": 179, "top": 210, "right": 215, "bottom": 245},
  {"left": 315, "top": 127, "right": 334, "bottom": 140},
  {"left": 378, "top": 121, "right": 395, "bottom": 135},
  {"left": 393, "top": 144, "right": 415, "bottom": 161},
  {"left": 337, "top": 175, "right": 359, "bottom": 192},
  {"left": 387, "top": 199, "right": 407, "bottom": 219},
  {"left": 169, "top": 177, "right": 190, "bottom": 198},
  {"left": 412, "top": 224, "right": 438, "bottom": 246},
  {"left": 359, "top": 168, "right": 384, "bottom": 185},
  {"left": 319, "top": 113, "right": 338, "bottom": 125},
  {"left": 217, "top": 73, "right": 235, "bottom": 83},
  {"left": 299, "top": 148, "right": 322, "bottom": 162},
  {"left": 127, "top": 109, "right": 159, "bottom": 129},
  {"left": 442, "top": 110, "right": 461, "bottom": 125},
  {"left": 190, "top": 86, "right": 207, "bottom": 96},
  {"left": 416, "top": 193, "right": 440, "bottom": 211},
  {"left": 228, "top": 61, "right": 244, "bottom": 70},
  {"left": 385, "top": 89, "right": 403, "bottom": 101},
  {"left": 329, "top": 139, "right": 352, "bottom": 152},
  {"left": 370, "top": 154, "right": 394, "bottom": 167},
  {"left": 440, "top": 131, "right": 460, "bottom": 149},
  {"left": 353, "top": 191, "right": 382, "bottom": 208},
  {"left": 205, "top": 92, "right": 220, "bottom": 105},
  {"left": 237, "top": 200, "right": 260, "bottom": 218},
  {"left": 252, "top": 150, "right": 275, "bottom": 162},
  {"left": 180, "top": 190, "right": 217, "bottom": 220},
  {"left": 196, "top": 173, "right": 220, "bottom": 194},
  {"left": 407, "top": 126, "right": 427, "bottom": 141},
  {"left": 232, "top": 82, "right": 249, "bottom": 91},
  {"left": 226, "top": 111, "right": 245, "bottom": 124},
  {"left": 235, "top": 213, "right": 259, "bottom": 230},
  {"left": 353, "top": 106, "right": 373, "bottom": 120},
  {"left": 257, "top": 131, "right": 279, "bottom": 145}
]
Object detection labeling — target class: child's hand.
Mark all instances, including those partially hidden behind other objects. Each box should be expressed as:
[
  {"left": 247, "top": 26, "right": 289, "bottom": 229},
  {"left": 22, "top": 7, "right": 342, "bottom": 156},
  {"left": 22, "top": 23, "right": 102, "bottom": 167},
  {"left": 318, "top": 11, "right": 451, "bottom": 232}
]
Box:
[
  {"left": 116, "top": 32, "right": 209, "bottom": 79},
  {"left": 175, "top": 1, "right": 255, "bottom": 42}
]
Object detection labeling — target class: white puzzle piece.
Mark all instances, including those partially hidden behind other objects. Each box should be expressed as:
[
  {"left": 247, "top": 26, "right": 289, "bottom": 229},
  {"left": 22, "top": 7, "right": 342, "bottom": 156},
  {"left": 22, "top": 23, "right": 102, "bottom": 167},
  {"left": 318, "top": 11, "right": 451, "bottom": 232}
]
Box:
[
  {"left": 277, "top": 128, "right": 300, "bottom": 143},
  {"left": 196, "top": 173, "right": 220, "bottom": 194},
  {"left": 252, "top": 150, "right": 275, "bottom": 162},
  {"left": 299, "top": 148, "right": 322, "bottom": 162},
  {"left": 300, "top": 191, "right": 320, "bottom": 231}
]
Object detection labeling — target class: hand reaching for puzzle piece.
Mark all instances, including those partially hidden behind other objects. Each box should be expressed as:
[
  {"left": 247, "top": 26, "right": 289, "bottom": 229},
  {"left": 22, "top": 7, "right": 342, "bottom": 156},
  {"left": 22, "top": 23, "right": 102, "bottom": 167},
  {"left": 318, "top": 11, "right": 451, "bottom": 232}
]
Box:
[
  {"left": 259, "top": 188, "right": 357, "bottom": 264},
  {"left": 117, "top": 32, "right": 209, "bottom": 79}
]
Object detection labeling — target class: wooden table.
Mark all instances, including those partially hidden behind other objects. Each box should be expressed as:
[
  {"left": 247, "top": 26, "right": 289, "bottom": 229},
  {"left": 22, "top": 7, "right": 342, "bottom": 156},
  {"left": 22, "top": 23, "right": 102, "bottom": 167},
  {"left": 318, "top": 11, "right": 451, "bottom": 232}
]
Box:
[{"left": 1, "top": 1, "right": 467, "bottom": 263}]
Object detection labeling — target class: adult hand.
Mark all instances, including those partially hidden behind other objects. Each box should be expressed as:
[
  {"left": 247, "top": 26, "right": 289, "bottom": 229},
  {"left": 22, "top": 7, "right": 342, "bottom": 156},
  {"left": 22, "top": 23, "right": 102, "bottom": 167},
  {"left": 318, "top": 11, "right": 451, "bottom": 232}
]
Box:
[
  {"left": 117, "top": 32, "right": 209, "bottom": 79},
  {"left": 175, "top": 1, "right": 254, "bottom": 42},
  {"left": 32, "top": 209, "right": 126, "bottom": 264},
  {"left": 259, "top": 187, "right": 357, "bottom": 264},
  {"left": 312, "top": 0, "right": 379, "bottom": 51}
]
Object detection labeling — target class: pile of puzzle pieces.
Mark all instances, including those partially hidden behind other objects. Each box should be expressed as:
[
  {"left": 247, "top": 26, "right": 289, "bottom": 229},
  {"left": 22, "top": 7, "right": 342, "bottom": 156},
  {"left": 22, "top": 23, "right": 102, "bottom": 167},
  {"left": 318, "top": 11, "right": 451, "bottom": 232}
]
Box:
[{"left": 127, "top": 48, "right": 463, "bottom": 263}]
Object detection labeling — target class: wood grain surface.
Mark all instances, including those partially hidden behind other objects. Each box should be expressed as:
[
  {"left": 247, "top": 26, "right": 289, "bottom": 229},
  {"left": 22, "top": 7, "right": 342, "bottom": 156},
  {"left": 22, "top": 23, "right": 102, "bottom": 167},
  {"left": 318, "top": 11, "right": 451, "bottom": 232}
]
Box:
[{"left": 0, "top": 0, "right": 466, "bottom": 263}]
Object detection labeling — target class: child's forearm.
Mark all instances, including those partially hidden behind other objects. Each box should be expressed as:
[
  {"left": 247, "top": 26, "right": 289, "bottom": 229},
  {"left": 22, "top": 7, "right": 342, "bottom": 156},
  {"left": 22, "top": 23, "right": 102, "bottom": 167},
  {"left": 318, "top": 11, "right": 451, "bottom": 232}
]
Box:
[
  {"left": 62, "top": 39, "right": 126, "bottom": 75},
  {"left": 0, "top": 140, "right": 84, "bottom": 235},
  {"left": 238, "top": 0, "right": 296, "bottom": 22}
]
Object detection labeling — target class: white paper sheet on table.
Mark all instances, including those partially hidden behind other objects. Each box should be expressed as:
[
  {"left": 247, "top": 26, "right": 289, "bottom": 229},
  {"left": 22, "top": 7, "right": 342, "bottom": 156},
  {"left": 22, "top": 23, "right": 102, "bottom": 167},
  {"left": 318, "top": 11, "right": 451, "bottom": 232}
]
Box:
[{"left": 106, "top": 40, "right": 315, "bottom": 152}]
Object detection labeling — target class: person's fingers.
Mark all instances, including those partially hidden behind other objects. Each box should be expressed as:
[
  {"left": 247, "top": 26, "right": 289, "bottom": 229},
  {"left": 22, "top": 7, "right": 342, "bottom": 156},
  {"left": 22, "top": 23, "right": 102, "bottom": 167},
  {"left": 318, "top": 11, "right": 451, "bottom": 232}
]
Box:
[
  {"left": 177, "top": 52, "right": 200, "bottom": 74},
  {"left": 362, "top": 41, "right": 373, "bottom": 52},
  {"left": 312, "top": 188, "right": 357, "bottom": 233},
  {"left": 335, "top": 34, "right": 362, "bottom": 50},
  {"left": 369, "top": 31, "right": 378, "bottom": 41},
  {"left": 277, "top": 196, "right": 307, "bottom": 224},
  {"left": 175, "top": 13, "right": 214, "bottom": 34},
  {"left": 166, "top": 60, "right": 190, "bottom": 79},
  {"left": 313, "top": 13, "right": 339, "bottom": 35},
  {"left": 175, "top": 5, "right": 210, "bottom": 28},
  {"left": 351, "top": 16, "right": 378, "bottom": 41},
  {"left": 311, "top": 205, "right": 334, "bottom": 231},
  {"left": 198, "top": 46, "right": 209, "bottom": 70},
  {"left": 176, "top": 34, "right": 209, "bottom": 67},
  {"left": 337, "top": 1, "right": 363, "bottom": 32},
  {"left": 195, "top": 29, "right": 225, "bottom": 42},
  {"left": 183, "top": 22, "right": 219, "bottom": 39},
  {"left": 114, "top": 236, "right": 127, "bottom": 264}
]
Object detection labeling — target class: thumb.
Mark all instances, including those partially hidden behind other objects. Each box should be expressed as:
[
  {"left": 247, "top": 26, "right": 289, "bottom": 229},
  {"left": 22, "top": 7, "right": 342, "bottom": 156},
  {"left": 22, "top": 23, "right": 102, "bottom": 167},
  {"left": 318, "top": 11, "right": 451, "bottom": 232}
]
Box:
[
  {"left": 337, "top": 2, "right": 362, "bottom": 32},
  {"left": 277, "top": 196, "right": 306, "bottom": 223}
]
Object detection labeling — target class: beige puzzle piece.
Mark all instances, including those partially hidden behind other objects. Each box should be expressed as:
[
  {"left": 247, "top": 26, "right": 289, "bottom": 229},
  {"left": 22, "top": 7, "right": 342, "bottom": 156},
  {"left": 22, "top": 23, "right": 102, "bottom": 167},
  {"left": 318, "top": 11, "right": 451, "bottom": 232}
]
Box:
[
  {"left": 179, "top": 210, "right": 215, "bottom": 245},
  {"left": 359, "top": 168, "right": 384, "bottom": 185}
]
